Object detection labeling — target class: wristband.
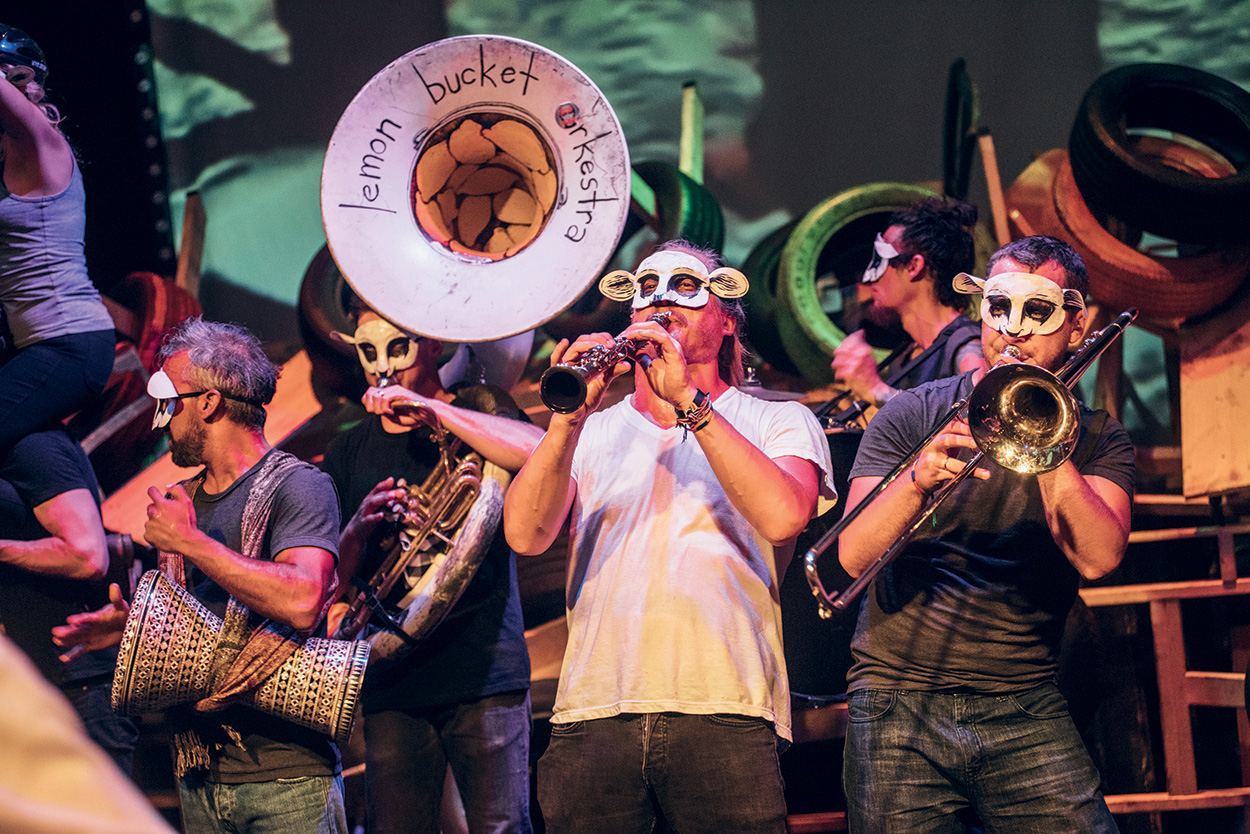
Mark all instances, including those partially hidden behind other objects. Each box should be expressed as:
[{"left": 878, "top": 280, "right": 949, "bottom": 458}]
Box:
[{"left": 675, "top": 389, "right": 713, "bottom": 441}]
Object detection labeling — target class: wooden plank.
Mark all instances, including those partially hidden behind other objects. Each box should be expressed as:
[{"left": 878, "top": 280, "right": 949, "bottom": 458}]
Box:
[
  {"left": 1081, "top": 577, "right": 1250, "bottom": 607},
  {"left": 1183, "top": 671, "right": 1246, "bottom": 708},
  {"left": 101, "top": 351, "right": 323, "bottom": 542},
  {"left": 1232, "top": 625, "right": 1250, "bottom": 784},
  {"left": 174, "top": 191, "right": 206, "bottom": 300},
  {"left": 1180, "top": 284, "right": 1250, "bottom": 498},
  {"left": 976, "top": 131, "right": 1010, "bottom": 247},
  {"left": 786, "top": 812, "right": 848, "bottom": 833},
  {"left": 1151, "top": 598, "right": 1198, "bottom": 795},
  {"left": 1128, "top": 522, "right": 1250, "bottom": 545},
  {"left": 1105, "top": 787, "right": 1250, "bottom": 814}
]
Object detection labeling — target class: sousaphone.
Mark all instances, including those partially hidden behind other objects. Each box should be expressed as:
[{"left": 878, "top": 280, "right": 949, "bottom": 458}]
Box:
[{"left": 320, "top": 35, "right": 630, "bottom": 660}]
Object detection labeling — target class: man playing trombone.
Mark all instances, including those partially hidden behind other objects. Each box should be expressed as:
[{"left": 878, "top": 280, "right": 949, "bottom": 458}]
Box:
[
  {"left": 838, "top": 236, "right": 1134, "bottom": 833},
  {"left": 505, "top": 240, "right": 835, "bottom": 834}
]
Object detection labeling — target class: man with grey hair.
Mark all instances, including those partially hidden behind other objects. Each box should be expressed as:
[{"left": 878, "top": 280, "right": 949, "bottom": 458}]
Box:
[{"left": 55, "top": 317, "right": 347, "bottom": 834}]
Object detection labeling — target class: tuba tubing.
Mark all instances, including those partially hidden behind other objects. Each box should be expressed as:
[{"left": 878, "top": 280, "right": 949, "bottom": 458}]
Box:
[
  {"left": 803, "top": 308, "right": 1139, "bottom": 616},
  {"left": 331, "top": 399, "right": 490, "bottom": 660}
]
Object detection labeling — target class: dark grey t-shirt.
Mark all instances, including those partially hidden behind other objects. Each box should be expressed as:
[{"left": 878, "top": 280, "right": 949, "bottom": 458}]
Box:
[
  {"left": 182, "top": 450, "right": 343, "bottom": 783},
  {"left": 846, "top": 371, "right": 1135, "bottom": 694}
]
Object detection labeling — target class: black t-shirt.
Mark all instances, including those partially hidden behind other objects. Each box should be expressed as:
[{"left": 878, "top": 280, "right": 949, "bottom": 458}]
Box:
[
  {"left": 180, "top": 450, "right": 343, "bottom": 783},
  {"left": 321, "top": 384, "right": 531, "bottom": 712},
  {"left": 0, "top": 428, "right": 116, "bottom": 686},
  {"left": 883, "top": 314, "right": 982, "bottom": 392},
  {"left": 846, "top": 371, "right": 1136, "bottom": 693}
]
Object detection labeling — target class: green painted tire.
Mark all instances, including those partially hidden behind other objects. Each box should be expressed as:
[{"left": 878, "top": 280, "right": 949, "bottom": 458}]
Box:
[
  {"left": 777, "top": 182, "right": 941, "bottom": 383},
  {"left": 741, "top": 219, "right": 802, "bottom": 376}
]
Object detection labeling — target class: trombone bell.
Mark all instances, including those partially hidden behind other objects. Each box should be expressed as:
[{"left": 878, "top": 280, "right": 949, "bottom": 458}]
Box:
[{"left": 968, "top": 363, "right": 1080, "bottom": 475}]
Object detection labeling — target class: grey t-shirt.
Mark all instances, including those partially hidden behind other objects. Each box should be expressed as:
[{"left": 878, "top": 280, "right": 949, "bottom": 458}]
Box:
[
  {"left": 846, "top": 371, "right": 1135, "bottom": 694},
  {"left": 182, "top": 450, "right": 342, "bottom": 783}
]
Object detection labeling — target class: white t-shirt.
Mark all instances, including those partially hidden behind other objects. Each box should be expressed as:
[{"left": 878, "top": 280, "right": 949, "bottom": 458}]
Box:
[{"left": 557, "top": 388, "right": 836, "bottom": 741}]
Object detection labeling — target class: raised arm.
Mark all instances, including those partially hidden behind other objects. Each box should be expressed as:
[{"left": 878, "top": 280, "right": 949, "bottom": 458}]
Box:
[
  {"left": 143, "top": 485, "right": 336, "bottom": 632},
  {"left": 0, "top": 71, "right": 72, "bottom": 197},
  {"left": 503, "top": 334, "right": 619, "bottom": 556},
  {"left": 364, "top": 386, "right": 544, "bottom": 472}
]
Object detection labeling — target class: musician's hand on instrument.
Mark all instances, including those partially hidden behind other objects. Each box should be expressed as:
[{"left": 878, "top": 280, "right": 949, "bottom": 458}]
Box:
[
  {"left": 621, "top": 317, "right": 692, "bottom": 408},
  {"left": 52, "top": 582, "right": 128, "bottom": 661},
  {"left": 911, "top": 420, "right": 989, "bottom": 494},
  {"left": 552, "top": 334, "right": 627, "bottom": 419},
  {"left": 143, "top": 485, "right": 199, "bottom": 554},
  {"left": 364, "top": 385, "right": 426, "bottom": 424},
  {"left": 344, "top": 478, "right": 406, "bottom": 545},
  {"left": 831, "top": 331, "right": 888, "bottom": 404}
]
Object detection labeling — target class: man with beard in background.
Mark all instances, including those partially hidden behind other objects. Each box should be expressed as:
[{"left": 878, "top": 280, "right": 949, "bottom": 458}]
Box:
[{"left": 830, "top": 198, "right": 986, "bottom": 409}]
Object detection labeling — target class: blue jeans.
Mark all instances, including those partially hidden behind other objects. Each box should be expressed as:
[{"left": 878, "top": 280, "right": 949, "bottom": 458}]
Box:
[
  {"left": 843, "top": 685, "right": 1118, "bottom": 834},
  {"left": 177, "top": 772, "right": 347, "bottom": 834},
  {"left": 538, "top": 713, "right": 787, "bottom": 834},
  {"left": 363, "top": 689, "right": 532, "bottom": 834}
]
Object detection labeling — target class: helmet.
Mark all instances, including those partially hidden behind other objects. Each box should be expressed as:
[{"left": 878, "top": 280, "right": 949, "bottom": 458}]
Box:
[{"left": 0, "top": 24, "right": 47, "bottom": 85}]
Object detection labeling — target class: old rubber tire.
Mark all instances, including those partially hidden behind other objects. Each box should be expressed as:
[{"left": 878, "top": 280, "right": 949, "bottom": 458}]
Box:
[
  {"left": 298, "top": 245, "right": 367, "bottom": 403},
  {"left": 1005, "top": 149, "right": 1250, "bottom": 324},
  {"left": 1069, "top": 63, "right": 1250, "bottom": 245},
  {"left": 777, "top": 183, "right": 940, "bottom": 383},
  {"left": 741, "top": 219, "right": 801, "bottom": 376},
  {"left": 631, "top": 160, "right": 725, "bottom": 253},
  {"left": 943, "top": 58, "right": 977, "bottom": 201}
]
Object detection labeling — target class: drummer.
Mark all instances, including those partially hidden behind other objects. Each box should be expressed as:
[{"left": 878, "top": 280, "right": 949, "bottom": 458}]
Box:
[{"left": 830, "top": 197, "right": 987, "bottom": 410}]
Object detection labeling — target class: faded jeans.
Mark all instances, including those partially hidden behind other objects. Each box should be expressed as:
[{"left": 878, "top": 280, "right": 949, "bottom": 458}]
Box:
[
  {"left": 843, "top": 684, "right": 1118, "bottom": 834},
  {"left": 538, "top": 712, "right": 787, "bottom": 834},
  {"left": 178, "top": 772, "right": 346, "bottom": 834}
]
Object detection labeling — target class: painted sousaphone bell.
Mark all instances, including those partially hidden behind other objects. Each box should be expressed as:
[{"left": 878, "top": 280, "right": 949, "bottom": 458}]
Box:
[
  {"left": 112, "top": 570, "right": 369, "bottom": 745},
  {"left": 320, "top": 35, "right": 630, "bottom": 659}
]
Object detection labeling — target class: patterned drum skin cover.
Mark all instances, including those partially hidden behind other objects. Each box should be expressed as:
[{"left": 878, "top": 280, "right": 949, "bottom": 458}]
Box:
[{"left": 112, "top": 570, "right": 369, "bottom": 745}]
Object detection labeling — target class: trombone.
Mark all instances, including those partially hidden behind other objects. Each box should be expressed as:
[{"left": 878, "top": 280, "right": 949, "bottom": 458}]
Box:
[{"left": 804, "top": 308, "right": 1138, "bottom": 617}]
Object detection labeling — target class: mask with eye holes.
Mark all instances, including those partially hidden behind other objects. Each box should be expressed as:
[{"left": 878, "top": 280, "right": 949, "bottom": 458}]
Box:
[
  {"left": 332, "top": 317, "right": 422, "bottom": 384},
  {"left": 861, "top": 233, "right": 902, "bottom": 284},
  {"left": 953, "top": 271, "right": 1085, "bottom": 338},
  {"left": 597, "top": 250, "right": 749, "bottom": 310}
]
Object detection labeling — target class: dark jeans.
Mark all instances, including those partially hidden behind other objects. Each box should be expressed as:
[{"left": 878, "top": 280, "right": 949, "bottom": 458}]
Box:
[
  {"left": 364, "top": 689, "right": 532, "bottom": 834},
  {"left": 63, "top": 677, "right": 139, "bottom": 776},
  {"left": 0, "top": 329, "right": 114, "bottom": 455},
  {"left": 178, "top": 772, "right": 347, "bottom": 834},
  {"left": 843, "top": 685, "right": 1119, "bottom": 834},
  {"left": 538, "top": 712, "right": 787, "bottom": 834}
]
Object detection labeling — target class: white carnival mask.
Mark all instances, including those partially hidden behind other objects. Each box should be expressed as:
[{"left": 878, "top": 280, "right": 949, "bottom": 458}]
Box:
[
  {"left": 954, "top": 271, "right": 1086, "bottom": 338},
  {"left": 861, "top": 233, "right": 902, "bottom": 284},
  {"left": 598, "top": 250, "right": 749, "bottom": 310},
  {"left": 146, "top": 368, "right": 264, "bottom": 430},
  {"left": 332, "top": 317, "right": 421, "bottom": 382}
]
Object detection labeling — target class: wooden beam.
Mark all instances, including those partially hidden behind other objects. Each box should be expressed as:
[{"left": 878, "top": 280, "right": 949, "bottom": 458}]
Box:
[
  {"left": 1151, "top": 598, "right": 1198, "bottom": 795},
  {"left": 1081, "top": 577, "right": 1250, "bottom": 607},
  {"left": 1105, "top": 787, "right": 1250, "bottom": 814}
]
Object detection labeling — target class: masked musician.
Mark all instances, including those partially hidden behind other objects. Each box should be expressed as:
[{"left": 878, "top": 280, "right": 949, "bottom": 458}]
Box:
[
  {"left": 0, "top": 425, "right": 138, "bottom": 774},
  {"left": 838, "top": 236, "right": 1134, "bottom": 833},
  {"left": 0, "top": 24, "right": 115, "bottom": 457},
  {"left": 321, "top": 298, "right": 541, "bottom": 834},
  {"left": 54, "top": 317, "right": 346, "bottom": 834},
  {"left": 505, "top": 240, "right": 836, "bottom": 833},
  {"left": 830, "top": 198, "right": 986, "bottom": 412}
]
